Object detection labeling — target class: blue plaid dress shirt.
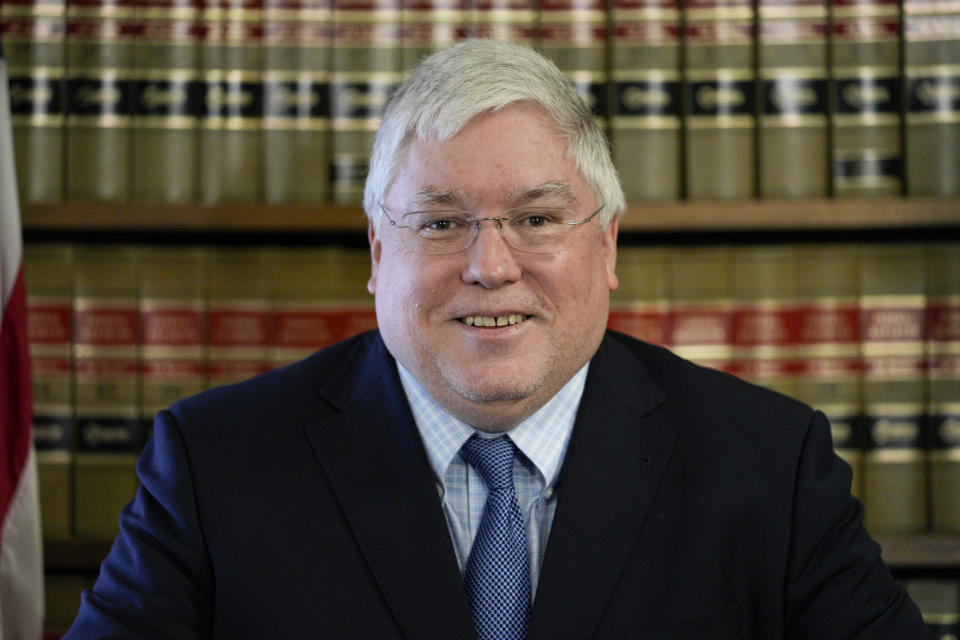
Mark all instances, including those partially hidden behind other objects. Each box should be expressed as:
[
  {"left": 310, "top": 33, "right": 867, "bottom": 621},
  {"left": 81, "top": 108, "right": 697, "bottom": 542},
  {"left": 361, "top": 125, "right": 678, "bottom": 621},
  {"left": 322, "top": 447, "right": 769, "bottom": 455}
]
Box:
[{"left": 396, "top": 362, "right": 588, "bottom": 595}]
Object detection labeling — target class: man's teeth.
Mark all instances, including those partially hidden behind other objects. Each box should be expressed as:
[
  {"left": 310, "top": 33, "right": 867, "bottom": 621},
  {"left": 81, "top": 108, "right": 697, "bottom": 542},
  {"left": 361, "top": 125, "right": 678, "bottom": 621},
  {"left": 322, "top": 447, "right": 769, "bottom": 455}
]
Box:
[{"left": 462, "top": 314, "right": 527, "bottom": 327}]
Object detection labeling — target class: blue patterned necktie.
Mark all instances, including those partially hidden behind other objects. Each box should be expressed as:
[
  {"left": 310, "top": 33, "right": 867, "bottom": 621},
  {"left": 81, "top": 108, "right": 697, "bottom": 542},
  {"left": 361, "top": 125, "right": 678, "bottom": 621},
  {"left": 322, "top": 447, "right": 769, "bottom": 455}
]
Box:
[{"left": 460, "top": 434, "right": 531, "bottom": 640}]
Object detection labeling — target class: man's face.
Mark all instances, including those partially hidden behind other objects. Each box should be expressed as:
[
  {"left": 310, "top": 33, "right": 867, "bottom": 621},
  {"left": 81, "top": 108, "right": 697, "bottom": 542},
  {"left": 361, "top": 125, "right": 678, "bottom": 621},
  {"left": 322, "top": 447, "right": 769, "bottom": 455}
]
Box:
[{"left": 368, "top": 103, "right": 619, "bottom": 431}]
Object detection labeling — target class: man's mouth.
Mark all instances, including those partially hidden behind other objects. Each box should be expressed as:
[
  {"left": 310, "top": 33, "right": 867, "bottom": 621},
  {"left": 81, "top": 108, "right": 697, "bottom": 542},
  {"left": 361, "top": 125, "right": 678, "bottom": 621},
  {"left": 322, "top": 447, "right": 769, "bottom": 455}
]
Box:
[{"left": 460, "top": 314, "right": 530, "bottom": 327}]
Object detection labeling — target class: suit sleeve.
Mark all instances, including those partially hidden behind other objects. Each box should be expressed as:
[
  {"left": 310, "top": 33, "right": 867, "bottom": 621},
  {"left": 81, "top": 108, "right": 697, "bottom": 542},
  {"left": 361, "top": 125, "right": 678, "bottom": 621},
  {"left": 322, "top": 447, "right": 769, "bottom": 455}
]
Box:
[
  {"left": 783, "top": 410, "right": 926, "bottom": 639},
  {"left": 64, "top": 409, "right": 214, "bottom": 639}
]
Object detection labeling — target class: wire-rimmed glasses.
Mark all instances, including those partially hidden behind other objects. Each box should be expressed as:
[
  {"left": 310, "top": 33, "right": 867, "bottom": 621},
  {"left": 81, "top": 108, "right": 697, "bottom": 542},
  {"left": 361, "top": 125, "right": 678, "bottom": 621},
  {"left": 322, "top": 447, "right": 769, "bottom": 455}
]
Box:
[{"left": 378, "top": 202, "right": 605, "bottom": 255}]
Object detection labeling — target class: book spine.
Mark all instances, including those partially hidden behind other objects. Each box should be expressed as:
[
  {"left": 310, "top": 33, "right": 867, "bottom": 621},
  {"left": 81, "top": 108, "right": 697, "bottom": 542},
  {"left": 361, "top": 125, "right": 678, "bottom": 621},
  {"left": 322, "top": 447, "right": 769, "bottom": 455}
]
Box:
[
  {"left": 926, "top": 242, "right": 960, "bottom": 533},
  {"left": 207, "top": 247, "right": 276, "bottom": 387},
  {"left": 668, "top": 246, "right": 734, "bottom": 373},
  {"left": 903, "top": 1, "right": 960, "bottom": 197},
  {"left": 65, "top": 0, "right": 136, "bottom": 201},
  {"left": 139, "top": 247, "right": 207, "bottom": 436},
  {"left": 401, "top": 0, "right": 465, "bottom": 71},
  {"left": 730, "top": 245, "right": 800, "bottom": 399},
  {"left": 465, "top": 0, "right": 536, "bottom": 43},
  {"left": 330, "top": 0, "right": 402, "bottom": 204},
  {"left": 262, "top": 0, "right": 332, "bottom": 203},
  {"left": 198, "top": 0, "right": 264, "bottom": 203},
  {"left": 830, "top": 0, "right": 901, "bottom": 196},
  {"left": 72, "top": 245, "right": 142, "bottom": 538},
  {"left": 0, "top": 0, "right": 67, "bottom": 202},
  {"left": 905, "top": 579, "right": 960, "bottom": 640},
  {"left": 683, "top": 0, "right": 756, "bottom": 199},
  {"left": 607, "top": 246, "right": 671, "bottom": 348},
  {"left": 271, "top": 246, "right": 343, "bottom": 367},
  {"left": 860, "top": 243, "right": 928, "bottom": 534},
  {"left": 23, "top": 243, "right": 75, "bottom": 539},
  {"left": 610, "top": 0, "right": 682, "bottom": 201},
  {"left": 757, "top": 0, "right": 829, "bottom": 197},
  {"left": 538, "top": 0, "right": 608, "bottom": 128},
  {"left": 794, "top": 243, "right": 863, "bottom": 497},
  {"left": 130, "top": 0, "right": 201, "bottom": 202}
]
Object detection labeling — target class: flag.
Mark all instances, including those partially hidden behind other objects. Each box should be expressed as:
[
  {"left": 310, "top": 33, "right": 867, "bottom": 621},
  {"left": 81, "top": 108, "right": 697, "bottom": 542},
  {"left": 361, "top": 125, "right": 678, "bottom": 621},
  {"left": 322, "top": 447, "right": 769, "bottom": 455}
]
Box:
[{"left": 0, "top": 39, "right": 44, "bottom": 640}]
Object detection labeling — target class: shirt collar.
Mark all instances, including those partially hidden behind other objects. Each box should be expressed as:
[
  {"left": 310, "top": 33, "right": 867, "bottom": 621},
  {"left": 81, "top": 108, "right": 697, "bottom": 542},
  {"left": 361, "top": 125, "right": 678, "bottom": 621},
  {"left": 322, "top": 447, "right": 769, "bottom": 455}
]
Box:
[{"left": 397, "top": 362, "right": 589, "bottom": 490}]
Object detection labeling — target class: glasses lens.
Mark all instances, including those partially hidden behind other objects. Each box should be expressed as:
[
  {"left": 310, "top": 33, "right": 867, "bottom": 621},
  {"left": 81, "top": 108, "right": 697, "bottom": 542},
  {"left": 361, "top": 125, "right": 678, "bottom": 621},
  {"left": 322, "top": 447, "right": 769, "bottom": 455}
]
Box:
[
  {"left": 402, "top": 212, "right": 475, "bottom": 254},
  {"left": 502, "top": 209, "right": 576, "bottom": 253}
]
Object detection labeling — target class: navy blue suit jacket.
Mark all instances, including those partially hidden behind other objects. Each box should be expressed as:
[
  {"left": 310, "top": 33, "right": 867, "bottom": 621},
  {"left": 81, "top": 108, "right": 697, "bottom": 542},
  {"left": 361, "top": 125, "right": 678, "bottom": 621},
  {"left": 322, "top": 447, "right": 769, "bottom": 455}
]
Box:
[{"left": 66, "top": 331, "right": 925, "bottom": 638}]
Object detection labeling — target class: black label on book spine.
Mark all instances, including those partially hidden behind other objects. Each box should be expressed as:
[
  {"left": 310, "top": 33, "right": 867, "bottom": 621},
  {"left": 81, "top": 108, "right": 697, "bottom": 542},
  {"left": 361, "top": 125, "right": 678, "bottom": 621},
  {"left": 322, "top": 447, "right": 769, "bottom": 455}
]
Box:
[
  {"left": 928, "top": 412, "right": 960, "bottom": 451},
  {"left": 200, "top": 79, "right": 263, "bottom": 119},
  {"left": 7, "top": 74, "right": 65, "bottom": 117},
  {"left": 833, "top": 76, "right": 900, "bottom": 116},
  {"left": 67, "top": 76, "right": 134, "bottom": 117},
  {"left": 687, "top": 78, "right": 755, "bottom": 117},
  {"left": 833, "top": 155, "right": 901, "bottom": 180},
  {"left": 263, "top": 79, "right": 330, "bottom": 119},
  {"left": 33, "top": 415, "right": 73, "bottom": 452},
  {"left": 330, "top": 78, "right": 398, "bottom": 120},
  {"left": 906, "top": 73, "right": 960, "bottom": 116},
  {"left": 762, "top": 76, "right": 828, "bottom": 116},
  {"left": 865, "top": 413, "right": 924, "bottom": 451},
  {"left": 615, "top": 79, "right": 681, "bottom": 117},
  {"left": 76, "top": 417, "right": 143, "bottom": 453},
  {"left": 134, "top": 77, "right": 203, "bottom": 117}
]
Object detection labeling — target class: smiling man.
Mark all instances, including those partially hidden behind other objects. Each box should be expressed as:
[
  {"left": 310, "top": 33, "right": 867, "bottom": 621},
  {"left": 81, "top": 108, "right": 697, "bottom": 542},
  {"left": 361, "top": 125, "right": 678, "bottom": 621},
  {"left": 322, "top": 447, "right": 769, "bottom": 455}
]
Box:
[{"left": 66, "top": 40, "right": 925, "bottom": 639}]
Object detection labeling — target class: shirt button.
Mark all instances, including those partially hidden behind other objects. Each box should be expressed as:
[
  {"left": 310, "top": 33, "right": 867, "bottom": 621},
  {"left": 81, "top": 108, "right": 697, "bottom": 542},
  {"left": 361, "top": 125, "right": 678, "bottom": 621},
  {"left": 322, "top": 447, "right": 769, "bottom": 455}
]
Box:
[
  {"left": 437, "top": 485, "right": 444, "bottom": 497},
  {"left": 544, "top": 488, "right": 554, "bottom": 500}
]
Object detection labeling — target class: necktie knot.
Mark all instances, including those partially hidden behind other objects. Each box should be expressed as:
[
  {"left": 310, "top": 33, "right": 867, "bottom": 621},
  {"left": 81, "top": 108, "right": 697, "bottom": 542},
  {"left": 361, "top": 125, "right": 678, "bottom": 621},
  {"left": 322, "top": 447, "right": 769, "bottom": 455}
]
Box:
[{"left": 461, "top": 434, "right": 516, "bottom": 491}]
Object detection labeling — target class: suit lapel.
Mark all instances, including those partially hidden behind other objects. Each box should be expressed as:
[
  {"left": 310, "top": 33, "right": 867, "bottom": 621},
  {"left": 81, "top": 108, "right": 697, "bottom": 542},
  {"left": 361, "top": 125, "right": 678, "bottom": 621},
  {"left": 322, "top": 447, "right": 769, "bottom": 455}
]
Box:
[
  {"left": 303, "top": 336, "right": 475, "bottom": 640},
  {"left": 529, "top": 335, "right": 679, "bottom": 640}
]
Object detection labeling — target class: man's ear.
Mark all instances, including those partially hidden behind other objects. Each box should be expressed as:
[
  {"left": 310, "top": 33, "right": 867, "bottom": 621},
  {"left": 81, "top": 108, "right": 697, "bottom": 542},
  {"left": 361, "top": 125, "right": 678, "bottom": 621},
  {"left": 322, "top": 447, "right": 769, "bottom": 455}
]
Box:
[
  {"left": 367, "top": 219, "right": 381, "bottom": 295},
  {"left": 603, "top": 216, "right": 619, "bottom": 291}
]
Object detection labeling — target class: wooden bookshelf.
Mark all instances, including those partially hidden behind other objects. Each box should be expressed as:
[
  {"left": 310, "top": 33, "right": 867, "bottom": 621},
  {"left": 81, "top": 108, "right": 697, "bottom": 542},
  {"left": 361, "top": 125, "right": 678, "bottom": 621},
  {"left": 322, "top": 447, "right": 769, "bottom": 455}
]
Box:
[{"left": 20, "top": 197, "right": 960, "bottom": 234}]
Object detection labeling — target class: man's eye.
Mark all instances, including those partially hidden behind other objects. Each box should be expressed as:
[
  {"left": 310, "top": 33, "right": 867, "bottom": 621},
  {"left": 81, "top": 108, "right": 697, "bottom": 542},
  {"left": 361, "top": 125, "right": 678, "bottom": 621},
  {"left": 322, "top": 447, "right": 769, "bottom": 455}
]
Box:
[
  {"left": 514, "top": 211, "right": 560, "bottom": 227},
  {"left": 419, "top": 217, "right": 466, "bottom": 232}
]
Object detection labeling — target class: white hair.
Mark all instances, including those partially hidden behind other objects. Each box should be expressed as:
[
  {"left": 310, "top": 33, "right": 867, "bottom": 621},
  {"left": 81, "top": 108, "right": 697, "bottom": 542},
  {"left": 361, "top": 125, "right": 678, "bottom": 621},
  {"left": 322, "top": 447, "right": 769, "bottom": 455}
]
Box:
[{"left": 362, "top": 39, "right": 626, "bottom": 229}]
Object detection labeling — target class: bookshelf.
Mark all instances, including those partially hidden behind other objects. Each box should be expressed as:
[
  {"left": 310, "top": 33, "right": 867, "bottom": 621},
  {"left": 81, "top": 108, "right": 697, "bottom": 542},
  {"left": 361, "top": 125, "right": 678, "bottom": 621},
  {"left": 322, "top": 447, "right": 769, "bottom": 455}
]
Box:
[{"left": 20, "top": 198, "right": 960, "bottom": 234}]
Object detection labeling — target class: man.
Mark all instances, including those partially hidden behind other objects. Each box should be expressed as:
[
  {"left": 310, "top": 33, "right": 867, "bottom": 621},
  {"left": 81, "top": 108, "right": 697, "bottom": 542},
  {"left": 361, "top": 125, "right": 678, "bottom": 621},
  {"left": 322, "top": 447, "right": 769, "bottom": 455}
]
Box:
[{"left": 66, "top": 40, "right": 925, "bottom": 638}]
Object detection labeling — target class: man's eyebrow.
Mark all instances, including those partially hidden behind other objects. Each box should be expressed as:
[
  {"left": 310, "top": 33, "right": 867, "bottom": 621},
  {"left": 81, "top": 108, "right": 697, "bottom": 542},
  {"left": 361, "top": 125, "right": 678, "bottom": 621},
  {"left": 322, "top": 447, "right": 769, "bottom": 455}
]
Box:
[
  {"left": 412, "top": 189, "right": 464, "bottom": 208},
  {"left": 511, "top": 181, "right": 574, "bottom": 204}
]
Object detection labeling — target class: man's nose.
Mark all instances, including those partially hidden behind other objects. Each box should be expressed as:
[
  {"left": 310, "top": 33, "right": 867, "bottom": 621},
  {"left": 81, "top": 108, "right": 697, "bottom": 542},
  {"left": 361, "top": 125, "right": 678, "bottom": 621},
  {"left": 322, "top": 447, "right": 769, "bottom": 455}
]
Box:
[{"left": 461, "top": 219, "right": 523, "bottom": 288}]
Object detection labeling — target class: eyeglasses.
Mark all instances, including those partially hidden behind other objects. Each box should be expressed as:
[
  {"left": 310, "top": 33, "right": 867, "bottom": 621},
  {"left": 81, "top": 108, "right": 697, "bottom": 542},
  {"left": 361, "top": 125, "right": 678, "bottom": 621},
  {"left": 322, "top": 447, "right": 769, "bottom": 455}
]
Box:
[{"left": 378, "top": 202, "right": 605, "bottom": 255}]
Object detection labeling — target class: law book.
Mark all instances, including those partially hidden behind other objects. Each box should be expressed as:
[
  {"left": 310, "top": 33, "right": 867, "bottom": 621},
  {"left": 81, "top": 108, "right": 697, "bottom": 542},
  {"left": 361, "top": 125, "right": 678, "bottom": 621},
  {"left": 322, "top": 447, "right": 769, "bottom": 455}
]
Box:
[
  {"left": 607, "top": 246, "right": 671, "bottom": 348},
  {"left": 538, "top": 0, "right": 607, "bottom": 128},
  {"left": 730, "top": 245, "right": 799, "bottom": 399},
  {"left": 829, "top": 0, "right": 901, "bottom": 196},
  {"left": 139, "top": 247, "right": 207, "bottom": 438},
  {"left": 668, "top": 245, "right": 734, "bottom": 374},
  {"left": 903, "top": 0, "right": 960, "bottom": 197},
  {"left": 793, "top": 244, "right": 863, "bottom": 497},
  {"left": 926, "top": 242, "right": 960, "bottom": 533},
  {"left": 198, "top": 0, "right": 263, "bottom": 203},
  {"left": 0, "top": 0, "right": 67, "bottom": 202},
  {"left": 262, "top": 0, "right": 332, "bottom": 203},
  {"left": 609, "top": 0, "right": 682, "bottom": 201},
  {"left": 859, "top": 243, "right": 927, "bottom": 535},
  {"left": 72, "top": 244, "right": 142, "bottom": 539},
  {"left": 271, "top": 246, "right": 347, "bottom": 367},
  {"left": 757, "top": 0, "right": 829, "bottom": 197},
  {"left": 683, "top": 0, "right": 756, "bottom": 199},
  {"left": 330, "top": 0, "right": 402, "bottom": 204},
  {"left": 23, "top": 243, "right": 75, "bottom": 540},
  {"left": 335, "top": 247, "right": 379, "bottom": 341},
  {"left": 43, "top": 573, "right": 95, "bottom": 638},
  {"left": 401, "top": 0, "right": 464, "bottom": 72},
  {"left": 206, "top": 246, "right": 276, "bottom": 388},
  {"left": 905, "top": 579, "right": 960, "bottom": 640},
  {"left": 130, "top": 0, "right": 201, "bottom": 202},
  {"left": 65, "top": 0, "right": 135, "bottom": 201},
  {"left": 465, "top": 0, "right": 536, "bottom": 43}
]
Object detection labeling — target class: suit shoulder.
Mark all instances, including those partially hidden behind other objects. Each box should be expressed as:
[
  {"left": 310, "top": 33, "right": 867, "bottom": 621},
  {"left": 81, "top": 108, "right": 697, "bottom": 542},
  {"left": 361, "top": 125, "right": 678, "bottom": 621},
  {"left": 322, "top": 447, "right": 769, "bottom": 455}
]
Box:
[
  {"left": 169, "top": 331, "right": 382, "bottom": 423},
  {"left": 604, "top": 330, "right": 813, "bottom": 426}
]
